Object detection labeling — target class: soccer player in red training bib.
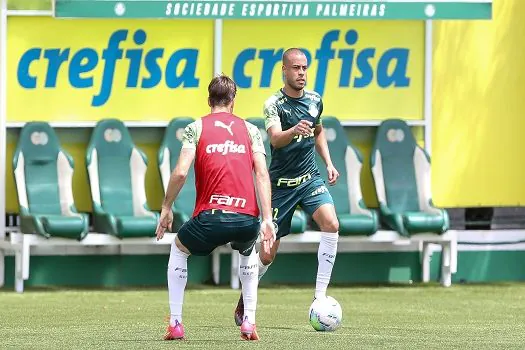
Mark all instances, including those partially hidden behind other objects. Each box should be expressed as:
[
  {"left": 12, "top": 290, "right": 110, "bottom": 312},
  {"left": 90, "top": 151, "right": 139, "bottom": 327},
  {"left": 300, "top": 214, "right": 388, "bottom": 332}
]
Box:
[
  {"left": 234, "top": 48, "right": 341, "bottom": 325},
  {"left": 156, "top": 75, "right": 276, "bottom": 341}
]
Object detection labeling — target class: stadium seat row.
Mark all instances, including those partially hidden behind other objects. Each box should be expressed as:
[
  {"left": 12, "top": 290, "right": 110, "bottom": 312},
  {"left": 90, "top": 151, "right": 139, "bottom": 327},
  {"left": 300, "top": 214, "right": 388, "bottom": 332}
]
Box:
[{"left": 12, "top": 117, "right": 449, "bottom": 240}]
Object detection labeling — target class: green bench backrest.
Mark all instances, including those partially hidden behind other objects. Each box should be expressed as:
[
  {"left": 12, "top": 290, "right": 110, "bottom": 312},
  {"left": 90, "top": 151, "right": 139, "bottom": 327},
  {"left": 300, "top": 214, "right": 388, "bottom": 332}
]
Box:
[
  {"left": 159, "top": 118, "right": 196, "bottom": 217},
  {"left": 371, "top": 119, "right": 423, "bottom": 213},
  {"left": 87, "top": 119, "right": 137, "bottom": 216},
  {"left": 13, "top": 122, "right": 65, "bottom": 215},
  {"left": 246, "top": 117, "right": 271, "bottom": 167},
  {"left": 315, "top": 117, "right": 353, "bottom": 214}
]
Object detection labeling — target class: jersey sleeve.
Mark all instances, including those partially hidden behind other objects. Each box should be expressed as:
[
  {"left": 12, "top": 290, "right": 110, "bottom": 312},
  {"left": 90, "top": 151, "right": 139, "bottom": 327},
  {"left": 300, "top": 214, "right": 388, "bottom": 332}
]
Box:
[
  {"left": 245, "top": 122, "right": 266, "bottom": 155},
  {"left": 181, "top": 120, "right": 200, "bottom": 149},
  {"left": 264, "top": 96, "right": 281, "bottom": 131},
  {"left": 316, "top": 99, "right": 324, "bottom": 126}
]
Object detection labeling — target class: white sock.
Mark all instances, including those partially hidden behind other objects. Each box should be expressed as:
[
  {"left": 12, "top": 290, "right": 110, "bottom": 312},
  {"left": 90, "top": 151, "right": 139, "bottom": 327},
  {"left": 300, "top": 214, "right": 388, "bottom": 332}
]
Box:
[
  {"left": 258, "top": 254, "right": 270, "bottom": 281},
  {"left": 315, "top": 232, "right": 338, "bottom": 299},
  {"left": 239, "top": 249, "right": 258, "bottom": 324},
  {"left": 168, "top": 242, "right": 189, "bottom": 326}
]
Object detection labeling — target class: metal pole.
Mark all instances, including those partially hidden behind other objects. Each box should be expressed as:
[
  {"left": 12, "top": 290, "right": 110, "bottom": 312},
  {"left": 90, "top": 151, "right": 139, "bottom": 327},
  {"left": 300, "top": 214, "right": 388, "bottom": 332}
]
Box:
[
  {"left": 424, "top": 20, "right": 433, "bottom": 155},
  {"left": 0, "top": 0, "right": 8, "bottom": 286},
  {"left": 213, "top": 19, "right": 223, "bottom": 77},
  {"left": 213, "top": 18, "right": 240, "bottom": 289}
]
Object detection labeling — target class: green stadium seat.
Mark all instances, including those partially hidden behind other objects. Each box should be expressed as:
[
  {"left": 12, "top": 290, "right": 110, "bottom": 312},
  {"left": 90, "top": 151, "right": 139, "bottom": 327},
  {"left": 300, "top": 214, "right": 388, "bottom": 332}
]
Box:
[
  {"left": 12, "top": 122, "right": 89, "bottom": 240},
  {"left": 315, "top": 117, "right": 378, "bottom": 236},
  {"left": 247, "top": 117, "right": 307, "bottom": 234},
  {"left": 86, "top": 119, "right": 158, "bottom": 238},
  {"left": 158, "top": 117, "right": 196, "bottom": 231},
  {"left": 370, "top": 119, "right": 449, "bottom": 237},
  {"left": 245, "top": 117, "right": 272, "bottom": 167}
]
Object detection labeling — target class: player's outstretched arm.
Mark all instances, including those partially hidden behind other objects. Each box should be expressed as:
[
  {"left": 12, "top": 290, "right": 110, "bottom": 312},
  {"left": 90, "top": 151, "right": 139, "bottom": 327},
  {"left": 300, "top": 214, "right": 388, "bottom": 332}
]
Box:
[
  {"left": 268, "top": 120, "right": 313, "bottom": 149},
  {"left": 264, "top": 98, "right": 311, "bottom": 148},
  {"left": 253, "top": 152, "right": 275, "bottom": 252},
  {"left": 253, "top": 152, "right": 272, "bottom": 222},
  {"left": 314, "top": 124, "right": 339, "bottom": 185},
  {"left": 267, "top": 124, "right": 294, "bottom": 148},
  {"left": 156, "top": 148, "right": 196, "bottom": 240}
]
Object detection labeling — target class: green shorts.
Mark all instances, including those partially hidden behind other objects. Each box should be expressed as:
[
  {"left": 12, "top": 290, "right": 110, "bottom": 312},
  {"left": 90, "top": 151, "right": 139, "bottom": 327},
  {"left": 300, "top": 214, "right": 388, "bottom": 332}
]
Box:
[
  {"left": 272, "top": 177, "right": 334, "bottom": 239},
  {"left": 177, "top": 209, "right": 260, "bottom": 256}
]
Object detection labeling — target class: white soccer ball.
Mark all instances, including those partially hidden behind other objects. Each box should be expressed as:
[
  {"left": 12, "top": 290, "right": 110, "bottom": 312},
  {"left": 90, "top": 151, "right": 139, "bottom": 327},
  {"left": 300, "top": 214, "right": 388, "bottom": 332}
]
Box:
[{"left": 308, "top": 296, "right": 342, "bottom": 332}]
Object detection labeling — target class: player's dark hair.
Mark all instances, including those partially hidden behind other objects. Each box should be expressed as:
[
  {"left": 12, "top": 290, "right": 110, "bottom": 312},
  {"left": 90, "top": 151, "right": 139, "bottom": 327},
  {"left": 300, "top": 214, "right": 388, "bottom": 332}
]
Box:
[{"left": 208, "top": 74, "right": 237, "bottom": 107}]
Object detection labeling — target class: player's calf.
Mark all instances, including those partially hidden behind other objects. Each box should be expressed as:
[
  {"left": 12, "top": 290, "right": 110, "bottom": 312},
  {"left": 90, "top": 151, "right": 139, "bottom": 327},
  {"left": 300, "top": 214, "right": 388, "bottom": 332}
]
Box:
[
  {"left": 234, "top": 240, "right": 280, "bottom": 326},
  {"left": 312, "top": 204, "right": 339, "bottom": 299},
  {"left": 234, "top": 295, "right": 244, "bottom": 327},
  {"left": 315, "top": 232, "right": 338, "bottom": 299},
  {"left": 237, "top": 249, "right": 258, "bottom": 327}
]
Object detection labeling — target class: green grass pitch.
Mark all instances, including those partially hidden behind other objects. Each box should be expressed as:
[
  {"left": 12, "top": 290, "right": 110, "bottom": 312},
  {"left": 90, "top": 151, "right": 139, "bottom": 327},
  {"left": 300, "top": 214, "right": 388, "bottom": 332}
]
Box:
[{"left": 1, "top": 284, "right": 525, "bottom": 349}]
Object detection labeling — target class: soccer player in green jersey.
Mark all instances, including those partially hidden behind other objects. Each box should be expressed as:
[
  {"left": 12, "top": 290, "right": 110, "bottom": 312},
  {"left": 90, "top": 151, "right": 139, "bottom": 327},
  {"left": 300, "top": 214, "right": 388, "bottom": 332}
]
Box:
[{"left": 235, "top": 48, "right": 340, "bottom": 325}]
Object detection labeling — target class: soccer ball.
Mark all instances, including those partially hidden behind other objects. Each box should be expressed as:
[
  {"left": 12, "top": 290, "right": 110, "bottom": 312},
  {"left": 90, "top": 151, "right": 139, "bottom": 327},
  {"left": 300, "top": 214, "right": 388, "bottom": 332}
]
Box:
[{"left": 308, "top": 296, "right": 342, "bottom": 332}]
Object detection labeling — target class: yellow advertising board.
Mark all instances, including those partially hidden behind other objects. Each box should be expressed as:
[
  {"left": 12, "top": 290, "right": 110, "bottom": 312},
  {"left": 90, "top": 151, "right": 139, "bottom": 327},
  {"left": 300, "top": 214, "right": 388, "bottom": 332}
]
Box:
[
  {"left": 432, "top": 4, "right": 525, "bottom": 207},
  {"left": 7, "top": 17, "right": 423, "bottom": 123},
  {"left": 7, "top": 17, "right": 214, "bottom": 122},
  {"left": 223, "top": 20, "right": 424, "bottom": 120}
]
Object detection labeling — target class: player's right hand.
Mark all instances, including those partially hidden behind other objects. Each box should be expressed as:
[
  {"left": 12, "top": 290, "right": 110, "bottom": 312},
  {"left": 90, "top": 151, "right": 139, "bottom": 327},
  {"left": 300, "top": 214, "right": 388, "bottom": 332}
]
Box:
[
  {"left": 260, "top": 219, "right": 276, "bottom": 255},
  {"left": 156, "top": 206, "right": 173, "bottom": 241},
  {"left": 293, "top": 120, "right": 313, "bottom": 136}
]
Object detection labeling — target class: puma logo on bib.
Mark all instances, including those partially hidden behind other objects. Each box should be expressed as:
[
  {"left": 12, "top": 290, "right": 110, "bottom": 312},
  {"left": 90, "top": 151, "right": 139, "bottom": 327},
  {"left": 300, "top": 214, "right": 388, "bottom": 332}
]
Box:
[{"left": 214, "top": 120, "right": 234, "bottom": 136}]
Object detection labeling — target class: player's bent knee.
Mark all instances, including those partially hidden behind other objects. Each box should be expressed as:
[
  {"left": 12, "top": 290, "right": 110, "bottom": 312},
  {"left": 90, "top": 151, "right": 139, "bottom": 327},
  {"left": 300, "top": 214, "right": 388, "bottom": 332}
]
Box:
[
  {"left": 175, "top": 237, "right": 191, "bottom": 255},
  {"left": 316, "top": 212, "right": 339, "bottom": 233},
  {"left": 319, "top": 217, "right": 339, "bottom": 234},
  {"left": 259, "top": 247, "right": 276, "bottom": 265},
  {"left": 313, "top": 204, "right": 339, "bottom": 233},
  {"left": 260, "top": 253, "right": 274, "bottom": 266},
  {"left": 259, "top": 239, "right": 280, "bottom": 265}
]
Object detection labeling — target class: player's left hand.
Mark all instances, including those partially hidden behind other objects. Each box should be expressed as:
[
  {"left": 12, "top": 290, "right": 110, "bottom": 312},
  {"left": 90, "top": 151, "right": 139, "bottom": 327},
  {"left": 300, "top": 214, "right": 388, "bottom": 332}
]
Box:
[
  {"left": 156, "top": 206, "right": 173, "bottom": 241},
  {"left": 260, "top": 219, "right": 276, "bottom": 255},
  {"left": 327, "top": 165, "right": 339, "bottom": 185}
]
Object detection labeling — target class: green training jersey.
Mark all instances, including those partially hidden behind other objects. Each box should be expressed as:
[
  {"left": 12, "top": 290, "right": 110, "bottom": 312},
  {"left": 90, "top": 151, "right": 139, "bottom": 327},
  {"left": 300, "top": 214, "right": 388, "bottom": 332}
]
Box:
[{"left": 264, "top": 88, "right": 324, "bottom": 188}]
